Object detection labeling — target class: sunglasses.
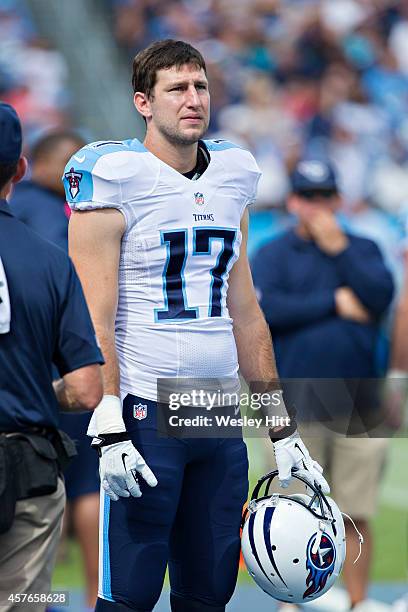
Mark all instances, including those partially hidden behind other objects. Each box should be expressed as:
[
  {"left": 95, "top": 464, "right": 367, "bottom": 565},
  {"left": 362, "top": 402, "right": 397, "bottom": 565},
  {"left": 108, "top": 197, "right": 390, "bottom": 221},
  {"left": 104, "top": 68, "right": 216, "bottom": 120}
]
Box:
[{"left": 296, "top": 189, "right": 338, "bottom": 200}]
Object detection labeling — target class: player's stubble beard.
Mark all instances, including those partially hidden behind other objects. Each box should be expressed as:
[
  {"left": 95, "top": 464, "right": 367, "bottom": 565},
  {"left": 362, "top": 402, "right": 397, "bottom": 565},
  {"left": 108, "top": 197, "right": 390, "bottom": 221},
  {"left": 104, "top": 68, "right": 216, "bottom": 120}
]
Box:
[{"left": 156, "top": 115, "right": 209, "bottom": 147}]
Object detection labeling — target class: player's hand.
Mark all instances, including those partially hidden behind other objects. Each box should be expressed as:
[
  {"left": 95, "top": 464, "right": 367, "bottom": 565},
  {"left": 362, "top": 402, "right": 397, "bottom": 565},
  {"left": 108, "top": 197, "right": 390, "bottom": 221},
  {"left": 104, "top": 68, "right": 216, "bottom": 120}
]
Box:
[
  {"left": 272, "top": 431, "right": 330, "bottom": 493},
  {"left": 335, "top": 286, "right": 371, "bottom": 323},
  {"left": 306, "top": 209, "right": 349, "bottom": 255},
  {"left": 99, "top": 440, "right": 158, "bottom": 501}
]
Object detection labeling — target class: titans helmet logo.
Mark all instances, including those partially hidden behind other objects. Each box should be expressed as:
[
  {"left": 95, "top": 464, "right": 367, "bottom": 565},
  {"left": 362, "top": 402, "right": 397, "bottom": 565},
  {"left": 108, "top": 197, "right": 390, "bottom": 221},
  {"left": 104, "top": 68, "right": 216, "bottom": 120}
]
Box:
[{"left": 303, "top": 532, "right": 336, "bottom": 599}]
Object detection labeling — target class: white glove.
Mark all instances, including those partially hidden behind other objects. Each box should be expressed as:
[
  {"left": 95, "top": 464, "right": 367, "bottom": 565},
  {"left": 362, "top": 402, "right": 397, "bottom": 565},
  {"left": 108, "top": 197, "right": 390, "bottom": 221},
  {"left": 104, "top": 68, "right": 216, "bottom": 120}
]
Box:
[
  {"left": 100, "top": 440, "right": 158, "bottom": 502},
  {"left": 272, "top": 431, "right": 330, "bottom": 493}
]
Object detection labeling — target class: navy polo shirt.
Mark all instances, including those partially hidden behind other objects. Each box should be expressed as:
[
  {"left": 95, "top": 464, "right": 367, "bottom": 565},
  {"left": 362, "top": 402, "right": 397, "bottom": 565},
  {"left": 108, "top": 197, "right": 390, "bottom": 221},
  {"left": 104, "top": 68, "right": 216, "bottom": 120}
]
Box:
[
  {"left": 11, "top": 181, "right": 69, "bottom": 251},
  {"left": 252, "top": 229, "right": 395, "bottom": 378},
  {"left": 0, "top": 198, "right": 103, "bottom": 431}
]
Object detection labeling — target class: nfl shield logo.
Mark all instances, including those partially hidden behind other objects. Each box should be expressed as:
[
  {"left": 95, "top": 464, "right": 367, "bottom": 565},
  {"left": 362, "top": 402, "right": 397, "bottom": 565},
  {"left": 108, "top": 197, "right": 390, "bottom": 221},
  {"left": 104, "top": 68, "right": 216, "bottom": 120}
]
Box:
[
  {"left": 194, "top": 192, "right": 205, "bottom": 206},
  {"left": 133, "top": 403, "right": 147, "bottom": 420}
]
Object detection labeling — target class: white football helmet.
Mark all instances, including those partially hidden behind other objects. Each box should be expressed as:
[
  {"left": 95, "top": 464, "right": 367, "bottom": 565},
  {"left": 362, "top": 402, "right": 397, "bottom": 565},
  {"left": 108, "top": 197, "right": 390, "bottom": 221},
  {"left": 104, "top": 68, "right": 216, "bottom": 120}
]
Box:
[{"left": 241, "top": 469, "right": 346, "bottom": 604}]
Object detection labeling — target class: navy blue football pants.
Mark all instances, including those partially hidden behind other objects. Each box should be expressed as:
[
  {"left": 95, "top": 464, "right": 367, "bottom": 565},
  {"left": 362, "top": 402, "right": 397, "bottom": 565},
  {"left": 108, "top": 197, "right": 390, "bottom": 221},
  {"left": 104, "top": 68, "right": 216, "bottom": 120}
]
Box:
[{"left": 96, "top": 395, "right": 249, "bottom": 611}]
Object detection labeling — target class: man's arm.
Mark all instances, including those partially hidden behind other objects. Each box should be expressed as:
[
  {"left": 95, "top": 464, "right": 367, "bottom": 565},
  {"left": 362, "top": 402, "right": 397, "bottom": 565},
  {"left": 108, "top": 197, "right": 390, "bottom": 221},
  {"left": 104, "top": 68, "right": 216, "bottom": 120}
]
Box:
[
  {"left": 390, "top": 251, "right": 408, "bottom": 370},
  {"left": 252, "top": 243, "right": 371, "bottom": 329},
  {"left": 227, "top": 210, "right": 279, "bottom": 384},
  {"left": 307, "top": 210, "right": 394, "bottom": 316},
  {"left": 227, "top": 210, "right": 329, "bottom": 492},
  {"left": 382, "top": 251, "right": 408, "bottom": 429},
  {"left": 332, "top": 240, "right": 394, "bottom": 317},
  {"left": 68, "top": 208, "right": 124, "bottom": 396},
  {"left": 53, "top": 364, "right": 103, "bottom": 411},
  {"left": 68, "top": 208, "right": 157, "bottom": 500},
  {"left": 251, "top": 244, "right": 335, "bottom": 330}
]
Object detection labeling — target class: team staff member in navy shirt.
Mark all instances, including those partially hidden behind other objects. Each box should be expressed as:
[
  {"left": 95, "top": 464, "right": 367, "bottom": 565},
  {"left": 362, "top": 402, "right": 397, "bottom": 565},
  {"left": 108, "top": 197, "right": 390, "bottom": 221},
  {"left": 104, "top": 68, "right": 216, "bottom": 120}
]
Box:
[
  {"left": 0, "top": 103, "right": 104, "bottom": 611},
  {"left": 251, "top": 160, "right": 394, "bottom": 611},
  {"left": 11, "top": 131, "right": 84, "bottom": 250},
  {"left": 11, "top": 131, "right": 101, "bottom": 610}
]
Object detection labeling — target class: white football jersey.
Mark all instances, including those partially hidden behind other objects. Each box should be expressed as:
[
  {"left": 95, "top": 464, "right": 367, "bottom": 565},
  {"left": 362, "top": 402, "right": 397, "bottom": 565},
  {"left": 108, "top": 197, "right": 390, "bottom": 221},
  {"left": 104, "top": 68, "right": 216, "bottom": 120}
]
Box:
[{"left": 64, "top": 139, "right": 261, "bottom": 400}]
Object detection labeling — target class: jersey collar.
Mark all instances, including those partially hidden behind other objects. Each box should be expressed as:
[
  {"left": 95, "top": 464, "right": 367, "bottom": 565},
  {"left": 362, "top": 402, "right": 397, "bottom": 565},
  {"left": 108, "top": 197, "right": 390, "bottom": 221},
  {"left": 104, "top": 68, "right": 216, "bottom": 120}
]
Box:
[
  {"left": 182, "top": 140, "right": 210, "bottom": 181},
  {"left": 0, "top": 198, "right": 13, "bottom": 217}
]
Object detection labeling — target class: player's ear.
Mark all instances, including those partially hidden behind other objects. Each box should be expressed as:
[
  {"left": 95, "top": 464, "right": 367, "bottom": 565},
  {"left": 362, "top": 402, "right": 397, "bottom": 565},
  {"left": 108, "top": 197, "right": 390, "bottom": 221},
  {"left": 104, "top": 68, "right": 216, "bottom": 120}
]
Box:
[{"left": 134, "top": 92, "right": 152, "bottom": 120}]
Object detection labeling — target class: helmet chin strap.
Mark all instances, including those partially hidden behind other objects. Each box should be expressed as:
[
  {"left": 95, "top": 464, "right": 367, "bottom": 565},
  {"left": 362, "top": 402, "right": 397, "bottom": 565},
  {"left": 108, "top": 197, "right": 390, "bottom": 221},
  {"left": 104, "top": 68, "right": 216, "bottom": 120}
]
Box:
[{"left": 341, "top": 511, "right": 364, "bottom": 564}]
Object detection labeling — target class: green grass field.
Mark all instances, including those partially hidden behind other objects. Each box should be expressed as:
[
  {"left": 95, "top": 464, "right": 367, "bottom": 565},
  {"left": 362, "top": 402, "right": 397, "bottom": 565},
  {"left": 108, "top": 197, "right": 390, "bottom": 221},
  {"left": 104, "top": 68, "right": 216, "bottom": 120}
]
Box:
[
  {"left": 53, "top": 438, "right": 407, "bottom": 590},
  {"left": 372, "top": 438, "right": 408, "bottom": 581}
]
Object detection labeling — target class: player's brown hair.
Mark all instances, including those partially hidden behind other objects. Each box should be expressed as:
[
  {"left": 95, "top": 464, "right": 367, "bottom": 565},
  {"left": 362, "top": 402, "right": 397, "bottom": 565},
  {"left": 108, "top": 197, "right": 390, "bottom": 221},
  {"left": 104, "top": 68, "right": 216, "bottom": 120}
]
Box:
[{"left": 132, "top": 39, "right": 207, "bottom": 99}]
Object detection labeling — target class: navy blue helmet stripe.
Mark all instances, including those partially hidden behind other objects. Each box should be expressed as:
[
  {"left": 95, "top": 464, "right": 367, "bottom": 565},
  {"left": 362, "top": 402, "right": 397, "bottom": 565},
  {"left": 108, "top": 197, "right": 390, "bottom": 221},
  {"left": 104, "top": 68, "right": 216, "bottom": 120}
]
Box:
[
  {"left": 263, "top": 507, "right": 288, "bottom": 587},
  {"left": 248, "top": 512, "right": 275, "bottom": 586}
]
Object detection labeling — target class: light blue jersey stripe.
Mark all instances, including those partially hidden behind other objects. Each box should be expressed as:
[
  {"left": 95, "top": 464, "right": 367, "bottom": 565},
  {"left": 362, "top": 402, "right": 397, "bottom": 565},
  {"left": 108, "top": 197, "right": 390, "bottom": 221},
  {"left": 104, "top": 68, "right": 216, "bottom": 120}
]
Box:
[
  {"left": 101, "top": 493, "right": 115, "bottom": 602},
  {"left": 204, "top": 139, "right": 242, "bottom": 151}
]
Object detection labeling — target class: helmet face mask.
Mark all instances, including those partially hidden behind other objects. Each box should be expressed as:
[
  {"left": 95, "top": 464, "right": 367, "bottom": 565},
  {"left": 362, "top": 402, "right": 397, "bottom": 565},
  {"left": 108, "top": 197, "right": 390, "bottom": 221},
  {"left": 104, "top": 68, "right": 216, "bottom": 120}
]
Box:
[{"left": 241, "top": 470, "right": 346, "bottom": 604}]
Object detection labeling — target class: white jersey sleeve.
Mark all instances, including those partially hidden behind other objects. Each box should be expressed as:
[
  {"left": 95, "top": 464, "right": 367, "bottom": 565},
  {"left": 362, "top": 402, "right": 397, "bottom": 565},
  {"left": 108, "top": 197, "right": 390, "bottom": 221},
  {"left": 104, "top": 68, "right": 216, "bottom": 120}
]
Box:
[
  {"left": 243, "top": 150, "right": 262, "bottom": 207},
  {"left": 63, "top": 139, "right": 158, "bottom": 229},
  {"left": 204, "top": 140, "right": 262, "bottom": 211}
]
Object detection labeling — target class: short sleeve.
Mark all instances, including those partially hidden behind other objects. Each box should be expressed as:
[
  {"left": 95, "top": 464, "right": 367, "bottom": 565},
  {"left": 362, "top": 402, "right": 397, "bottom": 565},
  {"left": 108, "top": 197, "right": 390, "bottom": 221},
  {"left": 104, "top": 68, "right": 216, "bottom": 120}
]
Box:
[
  {"left": 53, "top": 257, "right": 104, "bottom": 376},
  {"left": 243, "top": 151, "right": 262, "bottom": 208},
  {"left": 204, "top": 140, "right": 262, "bottom": 209},
  {"left": 63, "top": 145, "right": 123, "bottom": 212}
]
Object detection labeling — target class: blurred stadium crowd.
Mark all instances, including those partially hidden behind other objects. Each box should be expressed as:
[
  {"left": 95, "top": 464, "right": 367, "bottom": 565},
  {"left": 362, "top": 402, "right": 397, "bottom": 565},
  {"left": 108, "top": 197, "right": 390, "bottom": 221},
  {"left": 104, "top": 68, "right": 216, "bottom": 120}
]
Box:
[
  {"left": 107, "top": 0, "right": 408, "bottom": 268},
  {"left": 108, "top": 0, "right": 408, "bottom": 270},
  {"left": 109, "top": 0, "right": 407, "bottom": 194},
  {"left": 2, "top": 0, "right": 408, "bottom": 270},
  {"left": 0, "top": 0, "right": 69, "bottom": 140}
]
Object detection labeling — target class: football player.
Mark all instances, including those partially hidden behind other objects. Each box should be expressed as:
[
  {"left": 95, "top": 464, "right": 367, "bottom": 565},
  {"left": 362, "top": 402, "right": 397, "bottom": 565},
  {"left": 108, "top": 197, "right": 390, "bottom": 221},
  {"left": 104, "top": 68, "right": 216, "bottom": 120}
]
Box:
[{"left": 64, "top": 39, "right": 329, "bottom": 612}]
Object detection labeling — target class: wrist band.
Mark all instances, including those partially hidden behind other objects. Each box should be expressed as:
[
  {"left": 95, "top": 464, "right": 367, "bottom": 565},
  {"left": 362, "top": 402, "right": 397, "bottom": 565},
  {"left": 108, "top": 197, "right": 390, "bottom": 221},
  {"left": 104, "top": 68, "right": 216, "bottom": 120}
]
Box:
[
  {"left": 269, "top": 404, "right": 297, "bottom": 443},
  {"left": 269, "top": 422, "right": 297, "bottom": 443},
  {"left": 91, "top": 432, "right": 131, "bottom": 456}
]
